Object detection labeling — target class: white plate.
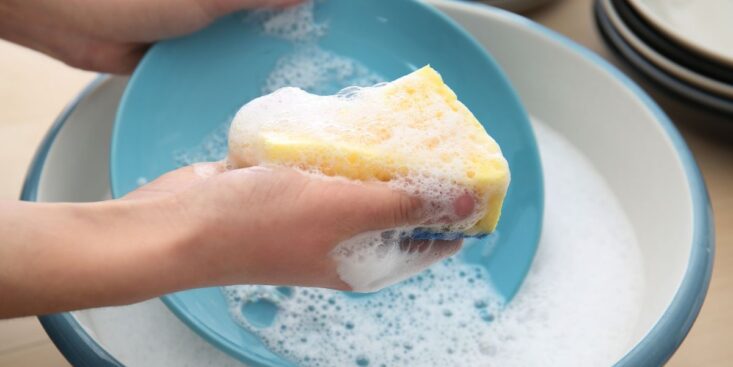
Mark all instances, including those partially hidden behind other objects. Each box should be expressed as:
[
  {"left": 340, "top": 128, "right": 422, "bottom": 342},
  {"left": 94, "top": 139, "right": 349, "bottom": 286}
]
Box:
[
  {"left": 602, "top": 0, "right": 733, "bottom": 99},
  {"left": 627, "top": 0, "right": 733, "bottom": 67}
]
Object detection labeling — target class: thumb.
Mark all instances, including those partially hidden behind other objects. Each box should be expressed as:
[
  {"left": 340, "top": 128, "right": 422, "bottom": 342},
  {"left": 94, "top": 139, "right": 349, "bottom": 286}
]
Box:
[
  {"left": 325, "top": 181, "right": 477, "bottom": 235},
  {"left": 323, "top": 181, "right": 425, "bottom": 233}
]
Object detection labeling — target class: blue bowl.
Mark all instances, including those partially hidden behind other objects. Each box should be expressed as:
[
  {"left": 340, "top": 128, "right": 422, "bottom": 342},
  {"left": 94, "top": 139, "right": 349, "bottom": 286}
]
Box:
[{"left": 110, "top": 0, "right": 543, "bottom": 365}]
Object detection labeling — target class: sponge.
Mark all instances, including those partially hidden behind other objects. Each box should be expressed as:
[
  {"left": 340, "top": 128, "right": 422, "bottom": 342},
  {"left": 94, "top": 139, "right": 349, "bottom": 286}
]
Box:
[{"left": 228, "top": 66, "right": 510, "bottom": 236}]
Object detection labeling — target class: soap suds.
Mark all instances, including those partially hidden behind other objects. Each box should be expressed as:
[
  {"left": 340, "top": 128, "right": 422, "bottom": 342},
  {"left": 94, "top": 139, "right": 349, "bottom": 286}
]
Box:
[
  {"left": 246, "top": 1, "right": 327, "bottom": 43},
  {"left": 98, "top": 119, "right": 643, "bottom": 367},
  {"left": 227, "top": 76, "right": 508, "bottom": 290},
  {"left": 223, "top": 258, "right": 503, "bottom": 367},
  {"left": 249, "top": 0, "right": 383, "bottom": 95},
  {"left": 177, "top": 1, "right": 382, "bottom": 166},
  {"left": 217, "top": 122, "right": 642, "bottom": 367},
  {"left": 167, "top": 3, "right": 643, "bottom": 365},
  {"left": 262, "top": 45, "right": 384, "bottom": 95}
]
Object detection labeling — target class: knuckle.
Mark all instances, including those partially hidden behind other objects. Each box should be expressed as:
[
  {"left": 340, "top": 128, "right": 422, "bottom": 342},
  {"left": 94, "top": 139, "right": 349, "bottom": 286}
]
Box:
[{"left": 394, "top": 194, "right": 414, "bottom": 226}]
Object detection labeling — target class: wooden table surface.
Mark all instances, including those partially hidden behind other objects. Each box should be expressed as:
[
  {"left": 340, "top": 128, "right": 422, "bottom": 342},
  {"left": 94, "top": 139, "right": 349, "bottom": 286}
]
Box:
[{"left": 0, "top": 0, "right": 730, "bottom": 365}]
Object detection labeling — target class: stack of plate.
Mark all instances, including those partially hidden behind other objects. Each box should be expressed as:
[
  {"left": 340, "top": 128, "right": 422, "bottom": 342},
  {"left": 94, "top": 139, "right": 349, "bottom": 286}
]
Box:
[{"left": 595, "top": 0, "right": 733, "bottom": 115}]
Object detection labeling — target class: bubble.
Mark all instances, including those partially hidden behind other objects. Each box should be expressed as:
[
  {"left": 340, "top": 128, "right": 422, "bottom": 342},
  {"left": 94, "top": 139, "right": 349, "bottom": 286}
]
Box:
[
  {"left": 246, "top": 1, "right": 327, "bottom": 43},
  {"left": 276, "top": 286, "right": 293, "bottom": 297},
  {"left": 240, "top": 299, "right": 278, "bottom": 328},
  {"left": 175, "top": 123, "right": 229, "bottom": 166},
  {"left": 262, "top": 45, "right": 383, "bottom": 95}
]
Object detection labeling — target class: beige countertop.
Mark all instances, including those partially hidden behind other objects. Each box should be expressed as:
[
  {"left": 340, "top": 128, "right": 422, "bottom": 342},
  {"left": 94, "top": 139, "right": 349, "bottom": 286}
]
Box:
[{"left": 0, "top": 0, "right": 730, "bottom": 365}]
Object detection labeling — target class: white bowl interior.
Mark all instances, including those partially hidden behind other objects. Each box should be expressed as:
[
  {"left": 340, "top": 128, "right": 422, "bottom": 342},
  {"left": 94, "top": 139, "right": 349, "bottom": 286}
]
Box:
[
  {"left": 34, "top": 2, "right": 695, "bottom": 364},
  {"left": 38, "top": 78, "right": 126, "bottom": 203},
  {"left": 434, "top": 0, "right": 692, "bottom": 350}
]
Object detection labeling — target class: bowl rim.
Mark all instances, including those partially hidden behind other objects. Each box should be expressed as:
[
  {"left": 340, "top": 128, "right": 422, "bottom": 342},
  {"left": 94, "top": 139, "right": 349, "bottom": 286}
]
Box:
[
  {"left": 23, "top": 75, "right": 124, "bottom": 367},
  {"left": 27, "top": 2, "right": 713, "bottom": 366}
]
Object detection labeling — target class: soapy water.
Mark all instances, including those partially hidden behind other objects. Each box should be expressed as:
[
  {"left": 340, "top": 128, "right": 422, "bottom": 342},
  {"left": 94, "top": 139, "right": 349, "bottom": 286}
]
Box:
[
  {"left": 247, "top": 0, "right": 383, "bottom": 95},
  {"left": 223, "top": 258, "right": 503, "bottom": 367},
  {"left": 245, "top": 1, "right": 327, "bottom": 43},
  {"left": 92, "top": 119, "right": 642, "bottom": 367},
  {"left": 182, "top": 1, "right": 500, "bottom": 292},
  {"left": 262, "top": 45, "right": 384, "bottom": 95},
  {"left": 176, "top": 2, "right": 382, "bottom": 165},
  {"left": 169, "top": 2, "right": 643, "bottom": 365},
  {"left": 176, "top": 121, "right": 643, "bottom": 366}
]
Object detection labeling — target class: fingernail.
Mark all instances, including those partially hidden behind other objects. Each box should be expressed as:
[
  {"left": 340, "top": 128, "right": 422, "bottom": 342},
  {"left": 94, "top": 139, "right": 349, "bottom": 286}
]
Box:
[{"left": 453, "top": 192, "right": 475, "bottom": 219}]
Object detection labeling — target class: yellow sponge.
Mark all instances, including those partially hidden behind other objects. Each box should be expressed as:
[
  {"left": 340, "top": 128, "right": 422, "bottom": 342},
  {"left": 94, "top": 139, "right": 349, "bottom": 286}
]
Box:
[{"left": 228, "top": 66, "right": 509, "bottom": 235}]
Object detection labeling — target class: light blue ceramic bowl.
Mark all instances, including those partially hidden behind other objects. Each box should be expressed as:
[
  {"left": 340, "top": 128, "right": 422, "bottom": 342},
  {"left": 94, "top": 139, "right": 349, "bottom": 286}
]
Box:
[{"left": 109, "top": 0, "right": 543, "bottom": 365}]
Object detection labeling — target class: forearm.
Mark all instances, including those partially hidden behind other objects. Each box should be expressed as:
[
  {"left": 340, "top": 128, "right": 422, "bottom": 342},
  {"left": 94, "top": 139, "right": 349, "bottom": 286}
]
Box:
[
  {"left": 0, "top": 0, "right": 77, "bottom": 64},
  {"left": 0, "top": 199, "right": 196, "bottom": 318}
]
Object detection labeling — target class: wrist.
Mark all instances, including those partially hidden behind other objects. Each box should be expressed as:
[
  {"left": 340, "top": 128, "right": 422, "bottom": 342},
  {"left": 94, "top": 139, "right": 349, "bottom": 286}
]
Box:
[{"left": 56, "top": 197, "right": 203, "bottom": 307}]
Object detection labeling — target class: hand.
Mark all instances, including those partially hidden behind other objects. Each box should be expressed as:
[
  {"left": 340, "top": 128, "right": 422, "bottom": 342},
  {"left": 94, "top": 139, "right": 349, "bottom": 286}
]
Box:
[
  {"left": 127, "top": 163, "right": 469, "bottom": 290},
  {"left": 0, "top": 0, "right": 301, "bottom": 73},
  {"left": 0, "top": 163, "right": 470, "bottom": 318}
]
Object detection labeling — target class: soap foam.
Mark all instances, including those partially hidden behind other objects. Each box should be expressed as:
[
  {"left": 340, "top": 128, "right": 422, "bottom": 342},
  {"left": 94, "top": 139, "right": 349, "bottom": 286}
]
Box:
[
  {"left": 216, "top": 122, "right": 642, "bottom": 367},
  {"left": 247, "top": 1, "right": 327, "bottom": 43},
  {"left": 235, "top": 1, "right": 508, "bottom": 291},
  {"left": 102, "top": 119, "right": 643, "bottom": 367},
  {"left": 248, "top": 0, "right": 383, "bottom": 95},
  {"left": 170, "top": 3, "right": 643, "bottom": 365},
  {"left": 223, "top": 258, "right": 503, "bottom": 367},
  {"left": 175, "top": 123, "right": 230, "bottom": 166},
  {"left": 262, "top": 46, "right": 384, "bottom": 95},
  {"left": 331, "top": 230, "right": 459, "bottom": 292},
  {"left": 228, "top": 81, "right": 506, "bottom": 290},
  {"left": 176, "top": 118, "right": 643, "bottom": 366}
]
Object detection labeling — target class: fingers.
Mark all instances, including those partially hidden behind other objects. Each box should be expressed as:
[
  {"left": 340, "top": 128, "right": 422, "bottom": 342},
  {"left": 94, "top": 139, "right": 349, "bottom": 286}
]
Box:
[
  {"left": 205, "top": 0, "right": 304, "bottom": 18},
  {"left": 398, "top": 238, "right": 464, "bottom": 277},
  {"left": 399, "top": 238, "right": 463, "bottom": 258},
  {"left": 453, "top": 192, "right": 476, "bottom": 219}
]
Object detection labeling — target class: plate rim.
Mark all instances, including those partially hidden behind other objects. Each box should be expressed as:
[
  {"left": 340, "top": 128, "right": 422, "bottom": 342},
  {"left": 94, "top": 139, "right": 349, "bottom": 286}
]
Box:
[
  {"left": 612, "top": 0, "right": 733, "bottom": 84},
  {"left": 595, "top": 0, "right": 733, "bottom": 115},
  {"left": 601, "top": 0, "right": 733, "bottom": 99},
  {"left": 626, "top": 0, "right": 733, "bottom": 68}
]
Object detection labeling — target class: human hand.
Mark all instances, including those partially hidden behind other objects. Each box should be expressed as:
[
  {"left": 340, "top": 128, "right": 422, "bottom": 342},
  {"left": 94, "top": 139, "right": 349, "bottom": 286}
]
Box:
[
  {"left": 0, "top": 0, "right": 301, "bottom": 73},
  {"left": 127, "top": 163, "right": 471, "bottom": 291},
  {"left": 0, "top": 162, "right": 471, "bottom": 318}
]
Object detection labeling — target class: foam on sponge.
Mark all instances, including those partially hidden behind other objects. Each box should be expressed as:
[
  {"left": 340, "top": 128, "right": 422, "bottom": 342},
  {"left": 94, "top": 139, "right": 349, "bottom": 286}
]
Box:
[{"left": 228, "top": 66, "right": 510, "bottom": 236}]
